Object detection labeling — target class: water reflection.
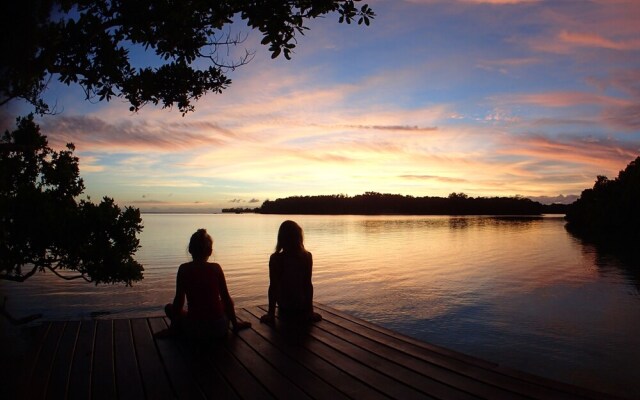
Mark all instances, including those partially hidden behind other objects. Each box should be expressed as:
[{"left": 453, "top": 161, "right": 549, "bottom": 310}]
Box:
[
  {"left": 566, "top": 227, "right": 640, "bottom": 294},
  {"left": 354, "top": 215, "right": 546, "bottom": 233}
]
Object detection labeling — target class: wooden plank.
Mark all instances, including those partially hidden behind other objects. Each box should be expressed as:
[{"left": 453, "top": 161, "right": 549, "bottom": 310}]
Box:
[
  {"left": 314, "top": 303, "right": 498, "bottom": 368},
  {"left": 202, "top": 336, "right": 275, "bottom": 399},
  {"left": 46, "top": 321, "right": 80, "bottom": 400},
  {"left": 148, "top": 317, "right": 206, "bottom": 400},
  {"left": 92, "top": 319, "right": 116, "bottom": 400},
  {"left": 312, "top": 317, "right": 489, "bottom": 400},
  {"left": 315, "top": 313, "right": 525, "bottom": 399},
  {"left": 236, "top": 309, "right": 350, "bottom": 400},
  {"left": 67, "top": 320, "right": 96, "bottom": 400},
  {"left": 257, "top": 306, "right": 433, "bottom": 400},
  {"left": 25, "top": 321, "right": 65, "bottom": 399},
  {"left": 113, "top": 319, "right": 145, "bottom": 400},
  {"left": 224, "top": 323, "right": 313, "bottom": 400},
  {"left": 244, "top": 306, "right": 390, "bottom": 400},
  {"left": 12, "top": 322, "right": 50, "bottom": 399},
  {"left": 314, "top": 303, "right": 614, "bottom": 400},
  {"left": 317, "top": 304, "right": 563, "bottom": 398},
  {"left": 164, "top": 316, "right": 239, "bottom": 400},
  {"left": 130, "top": 318, "right": 174, "bottom": 399},
  {"left": 296, "top": 326, "right": 433, "bottom": 399}
]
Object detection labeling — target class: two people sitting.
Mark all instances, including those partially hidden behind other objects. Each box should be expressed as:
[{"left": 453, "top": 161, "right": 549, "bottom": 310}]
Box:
[{"left": 164, "top": 220, "right": 321, "bottom": 339}]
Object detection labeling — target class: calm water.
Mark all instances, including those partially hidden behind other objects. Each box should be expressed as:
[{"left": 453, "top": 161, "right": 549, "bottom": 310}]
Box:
[{"left": 2, "top": 214, "right": 639, "bottom": 397}]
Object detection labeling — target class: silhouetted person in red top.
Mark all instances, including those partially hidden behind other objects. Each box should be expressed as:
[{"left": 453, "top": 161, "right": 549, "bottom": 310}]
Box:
[
  {"left": 164, "top": 229, "right": 250, "bottom": 338},
  {"left": 260, "top": 220, "right": 322, "bottom": 325}
]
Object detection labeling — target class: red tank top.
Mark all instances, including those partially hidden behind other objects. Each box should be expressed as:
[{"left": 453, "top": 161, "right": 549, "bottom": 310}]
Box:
[{"left": 177, "top": 262, "right": 224, "bottom": 320}]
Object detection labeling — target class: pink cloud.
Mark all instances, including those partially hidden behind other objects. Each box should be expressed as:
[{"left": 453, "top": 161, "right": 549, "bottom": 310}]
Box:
[
  {"left": 507, "top": 1, "right": 640, "bottom": 56},
  {"left": 476, "top": 57, "right": 542, "bottom": 75},
  {"left": 500, "top": 134, "right": 639, "bottom": 171},
  {"left": 41, "top": 115, "right": 232, "bottom": 152},
  {"left": 587, "top": 69, "right": 640, "bottom": 98},
  {"left": 602, "top": 104, "right": 640, "bottom": 131},
  {"left": 496, "top": 91, "right": 627, "bottom": 108},
  {"left": 558, "top": 31, "right": 640, "bottom": 51},
  {"left": 344, "top": 125, "right": 438, "bottom": 132},
  {"left": 461, "top": 0, "right": 541, "bottom": 3},
  {"left": 493, "top": 88, "right": 640, "bottom": 131},
  {"left": 406, "top": 0, "right": 541, "bottom": 4},
  {"left": 400, "top": 175, "right": 469, "bottom": 184}
]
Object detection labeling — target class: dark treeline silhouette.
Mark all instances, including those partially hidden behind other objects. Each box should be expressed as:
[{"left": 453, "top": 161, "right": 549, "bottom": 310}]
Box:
[
  {"left": 565, "top": 156, "right": 640, "bottom": 241},
  {"left": 258, "top": 192, "right": 560, "bottom": 215}
]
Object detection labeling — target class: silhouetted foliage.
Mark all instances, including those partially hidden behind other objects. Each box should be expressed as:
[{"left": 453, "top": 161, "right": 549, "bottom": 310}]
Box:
[
  {"left": 565, "top": 156, "right": 640, "bottom": 240},
  {"left": 0, "top": 115, "right": 143, "bottom": 284},
  {"left": 259, "top": 192, "right": 545, "bottom": 215},
  {"left": 1, "top": 1, "right": 375, "bottom": 114}
]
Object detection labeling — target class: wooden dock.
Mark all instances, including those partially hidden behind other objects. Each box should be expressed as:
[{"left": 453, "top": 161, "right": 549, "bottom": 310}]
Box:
[{"left": 8, "top": 303, "right": 621, "bottom": 399}]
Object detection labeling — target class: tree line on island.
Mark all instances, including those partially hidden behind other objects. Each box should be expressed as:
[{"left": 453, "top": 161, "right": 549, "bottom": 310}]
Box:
[
  {"left": 224, "top": 192, "right": 570, "bottom": 215},
  {"left": 225, "top": 157, "right": 640, "bottom": 239}
]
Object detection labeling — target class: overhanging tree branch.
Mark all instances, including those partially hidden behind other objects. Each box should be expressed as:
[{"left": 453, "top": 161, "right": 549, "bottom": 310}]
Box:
[
  {"left": 0, "top": 1, "right": 375, "bottom": 114},
  {"left": 45, "top": 265, "right": 92, "bottom": 282}
]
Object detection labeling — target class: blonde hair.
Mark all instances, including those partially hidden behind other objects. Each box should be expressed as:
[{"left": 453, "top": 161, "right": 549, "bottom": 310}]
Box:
[{"left": 189, "top": 228, "right": 213, "bottom": 260}]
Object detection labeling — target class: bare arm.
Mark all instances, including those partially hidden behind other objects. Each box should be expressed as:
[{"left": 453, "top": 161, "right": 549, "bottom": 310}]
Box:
[
  {"left": 305, "top": 252, "right": 322, "bottom": 322},
  {"left": 305, "top": 252, "right": 314, "bottom": 313},
  {"left": 260, "top": 254, "right": 280, "bottom": 324},
  {"left": 215, "top": 264, "right": 239, "bottom": 328},
  {"left": 267, "top": 254, "right": 281, "bottom": 317}
]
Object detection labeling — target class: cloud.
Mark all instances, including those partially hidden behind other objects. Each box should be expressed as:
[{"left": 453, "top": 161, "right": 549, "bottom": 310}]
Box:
[
  {"left": 519, "top": 2, "right": 640, "bottom": 56},
  {"left": 249, "top": 198, "right": 260, "bottom": 203},
  {"left": 484, "top": 108, "right": 520, "bottom": 123},
  {"left": 40, "top": 115, "right": 232, "bottom": 152},
  {"left": 498, "top": 134, "right": 640, "bottom": 171},
  {"left": 603, "top": 103, "right": 640, "bottom": 132},
  {"left": 495, "top": 91, "right": 626, "bottom": 108},
  {"left": 558, "top": 31, "right": 640, "bottom": 51},
  {"left": 492, "top": 88, "right": 640, "bottom": 131},
  {"left": 78, "top": 155, "right": 105, "bottom": 172},
  {"left": 405, "top": 0, "right": 541, "bottom": 4},
  {"left": 345, "top": 125, "right": 438, "bottom": 132},
  {"left": 131, "top": 180, "right": 204, "bottom": 188},
  {"left": 587, "top": 69, "right": 640, "bottom": 98},
  {"left": 460, "top": 0, "right": 541, "bottom": 3},
  {"left": 476, "top": 57, "right": 542, "bottom": 75},
  {"left": 132, "top": 199, "right": 167, "bottom": 204},
  {"left": 399, "top": 175, "right": 469, "bottom": 183}
]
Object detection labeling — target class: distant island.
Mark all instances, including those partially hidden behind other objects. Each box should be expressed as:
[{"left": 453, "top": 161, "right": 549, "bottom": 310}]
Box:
[
  {"left": 223, "top": 192, "right": 569, "bottom": 215},
  {"left": 221, "top": 207, "right": 259, "bottom": 214}
]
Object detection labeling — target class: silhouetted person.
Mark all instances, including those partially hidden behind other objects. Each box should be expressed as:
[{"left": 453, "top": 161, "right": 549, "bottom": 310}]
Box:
[
  {"left": 163, "top": 229, "right": 250, "bottom": 338},
  {"left": 260, "top": 220, "right": 322, "bottom": 325}
]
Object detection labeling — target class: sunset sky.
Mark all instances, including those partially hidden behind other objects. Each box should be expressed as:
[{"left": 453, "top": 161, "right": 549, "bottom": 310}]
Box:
[{"left": 4, "top": 0, "right": 640, "bottom": 212}]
